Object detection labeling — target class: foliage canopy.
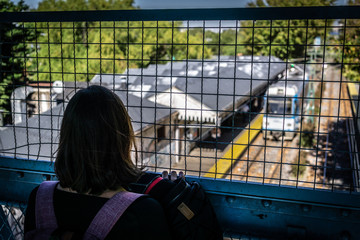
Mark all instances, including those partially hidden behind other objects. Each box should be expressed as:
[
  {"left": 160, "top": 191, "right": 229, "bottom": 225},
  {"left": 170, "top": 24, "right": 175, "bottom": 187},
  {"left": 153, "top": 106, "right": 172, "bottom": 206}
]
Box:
[
  {"left": 0, "top": 0, "right": 37, "bottom": 116},
  {"left": 338, "top": 0, "right": 360, "bottom": 81}
]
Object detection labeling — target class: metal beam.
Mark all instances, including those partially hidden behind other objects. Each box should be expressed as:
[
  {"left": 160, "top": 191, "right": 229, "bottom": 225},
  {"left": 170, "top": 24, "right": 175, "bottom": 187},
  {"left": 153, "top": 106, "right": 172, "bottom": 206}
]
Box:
[{"left": 0, "top": 6, "right": 360, "bottom": 23}]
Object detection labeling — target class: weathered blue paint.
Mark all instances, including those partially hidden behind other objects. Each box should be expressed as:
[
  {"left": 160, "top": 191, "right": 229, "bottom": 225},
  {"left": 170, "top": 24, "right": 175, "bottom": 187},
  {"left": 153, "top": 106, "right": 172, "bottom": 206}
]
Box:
[
  {"left": 1, "top": 158, "right": 360, "bottom": 238},
  {"left": 0, "top": 156, "right": 56, "bottom": 203}
]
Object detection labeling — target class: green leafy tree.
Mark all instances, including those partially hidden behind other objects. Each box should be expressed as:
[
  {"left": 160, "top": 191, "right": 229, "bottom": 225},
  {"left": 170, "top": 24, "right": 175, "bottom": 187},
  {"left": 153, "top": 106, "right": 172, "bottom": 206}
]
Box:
[
  {"left": 0, "top": 0, "right": 37, "bottom": 120},
  {"left": 205, "top": 29, "right": 239, "bottom": 56},
  {"left": 238, "top": 0, "right": 336, "bottom": 59},
  {"left": 37, "top": 0, "right": 134, "bottom": 11},
  {"left": 338, "top": 0, "right": 360, "bottom": 81},
  {"left": 30, "top": 0, "right": 137, "bottom": 81},
  {"left": 31, "top": 0, "right": 214, "bottom": 82},
  {"left": 29, "top": 21, "right": 196, "bottom": 82},
  {"left": 33, "top": 0, "right": 339, "bottom": 83},
  {"left": 203, "top": 0, "right": 335, "bottom": 59}
]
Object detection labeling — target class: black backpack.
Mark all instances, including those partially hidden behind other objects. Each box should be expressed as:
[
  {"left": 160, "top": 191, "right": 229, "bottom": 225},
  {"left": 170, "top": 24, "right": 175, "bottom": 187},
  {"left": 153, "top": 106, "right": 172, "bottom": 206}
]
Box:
[{"left": 130, "top": 173, "right": 223, "bottom": 240}]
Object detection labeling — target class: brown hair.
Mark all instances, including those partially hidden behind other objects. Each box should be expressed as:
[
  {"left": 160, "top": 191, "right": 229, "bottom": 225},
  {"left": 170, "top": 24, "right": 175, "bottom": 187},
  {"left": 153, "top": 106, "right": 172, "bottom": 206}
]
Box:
[{"left": 55, "top": 85, "right": 142, "bottom": 195}]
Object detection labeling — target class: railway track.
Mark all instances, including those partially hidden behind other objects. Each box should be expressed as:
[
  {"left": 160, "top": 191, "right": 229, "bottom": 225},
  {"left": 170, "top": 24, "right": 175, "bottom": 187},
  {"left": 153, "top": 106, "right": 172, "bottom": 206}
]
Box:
[
  {"left": 266, "top": 140, "right": 291, "bottom": 185},
  {"left": 228, "top": 67, "right": 353, "bottom": 189},
  {"left": 209, "top": 66, "right": 353, "bottom": 190},
  {"left": 228, "top": 134, "right": 293, "bottom": 184}
]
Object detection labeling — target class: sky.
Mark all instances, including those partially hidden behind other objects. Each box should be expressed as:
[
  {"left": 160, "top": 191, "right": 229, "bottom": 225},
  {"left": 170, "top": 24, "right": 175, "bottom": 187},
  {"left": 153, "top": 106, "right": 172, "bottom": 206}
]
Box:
[
  {"left": 134, "top": 0, "right": 251, "bottom": 9},
  {"left": 11, "top": 0, "right": 348, "bottom": 10},
  {"left": 10, "top": 0, "right": 252, "bottom": 9}
]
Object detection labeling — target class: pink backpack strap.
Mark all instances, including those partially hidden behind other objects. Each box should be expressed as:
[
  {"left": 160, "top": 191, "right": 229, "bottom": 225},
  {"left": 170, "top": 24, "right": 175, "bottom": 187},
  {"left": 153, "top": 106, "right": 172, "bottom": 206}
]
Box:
[
  {"left": 83, "top": 191, "right": 143, "bottom": 240},
  {"left": 35, "top": 181, "right": 59, "bottom": 230}
]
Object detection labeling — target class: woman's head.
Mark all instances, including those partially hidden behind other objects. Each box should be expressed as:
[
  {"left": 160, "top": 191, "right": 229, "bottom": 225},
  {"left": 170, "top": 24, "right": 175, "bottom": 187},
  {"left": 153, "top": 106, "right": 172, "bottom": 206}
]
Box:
[{"left": 55, "top": 85, "right": 142, "bottom": 195}]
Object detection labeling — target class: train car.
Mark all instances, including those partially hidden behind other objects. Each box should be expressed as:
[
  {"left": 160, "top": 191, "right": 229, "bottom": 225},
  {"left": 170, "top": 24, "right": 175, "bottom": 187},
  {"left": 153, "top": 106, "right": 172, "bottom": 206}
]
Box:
[{"left": 262, "top": 64, "right": 308, "bottom": 140}]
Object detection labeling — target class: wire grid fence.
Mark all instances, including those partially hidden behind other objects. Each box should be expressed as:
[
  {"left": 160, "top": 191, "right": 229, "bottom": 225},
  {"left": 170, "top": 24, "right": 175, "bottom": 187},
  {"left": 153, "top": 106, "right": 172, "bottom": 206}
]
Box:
[
  {"left": 0, "top": 7, "right": 360, "bottom": 239},
  {"left": 0, "top": 203, "right": 25, "bottom": 240}
]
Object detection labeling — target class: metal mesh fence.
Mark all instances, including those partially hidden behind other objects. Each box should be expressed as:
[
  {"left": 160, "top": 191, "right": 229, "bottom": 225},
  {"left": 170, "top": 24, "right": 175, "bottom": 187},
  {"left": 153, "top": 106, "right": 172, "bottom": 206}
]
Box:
[
  {"left": 0, "top": 7, "right": 360, "bottom": 239},
  {"left": 0, "top": 203, "right": 25, "bottom": 240}
]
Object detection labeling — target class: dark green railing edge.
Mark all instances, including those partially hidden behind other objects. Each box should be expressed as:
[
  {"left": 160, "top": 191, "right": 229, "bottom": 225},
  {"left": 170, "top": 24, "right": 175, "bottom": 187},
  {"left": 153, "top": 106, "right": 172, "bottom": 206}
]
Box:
[{"left": 0, "top": 6, "right": 360, "bottom": 23}]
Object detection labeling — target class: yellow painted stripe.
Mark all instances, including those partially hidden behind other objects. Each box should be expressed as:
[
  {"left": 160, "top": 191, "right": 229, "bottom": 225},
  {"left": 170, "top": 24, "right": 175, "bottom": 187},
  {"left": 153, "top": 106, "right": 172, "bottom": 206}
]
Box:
[
  {"left": 347, "top": 82, "right": 358, "bottom": 97},
  {"left": 204, "top": 114, "right": 263, "bottom": 179},
  {"left": 347, "top": 82, "right": 359, "bottom": 114}
]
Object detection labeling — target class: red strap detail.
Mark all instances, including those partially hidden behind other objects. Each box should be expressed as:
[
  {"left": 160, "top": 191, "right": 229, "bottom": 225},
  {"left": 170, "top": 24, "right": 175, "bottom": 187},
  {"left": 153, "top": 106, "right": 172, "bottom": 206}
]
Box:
[{"left": 144, "top": 177, "right": 163, "bottom": 194}]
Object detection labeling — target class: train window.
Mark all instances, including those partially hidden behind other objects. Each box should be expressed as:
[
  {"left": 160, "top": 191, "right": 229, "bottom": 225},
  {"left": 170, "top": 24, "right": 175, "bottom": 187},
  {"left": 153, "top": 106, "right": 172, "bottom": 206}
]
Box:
[{"left": 267, "top": 98, "right": 292, "bottom": 115}]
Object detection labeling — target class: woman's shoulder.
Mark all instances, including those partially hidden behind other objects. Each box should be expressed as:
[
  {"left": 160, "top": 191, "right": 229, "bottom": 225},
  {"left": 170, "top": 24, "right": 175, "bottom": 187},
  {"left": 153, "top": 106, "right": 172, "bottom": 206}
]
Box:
[
  {"left": 24, "top": 185, "right": 40, "bottom": 233},
  {"left": 127, "top": 194, "right": 163, "bottom": 214},
  {"left": 110, "top": 194, "right": 170, "bottom": 239},
  {"left": 29, "top": 185, "right": 40, "bottom": 197}
]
